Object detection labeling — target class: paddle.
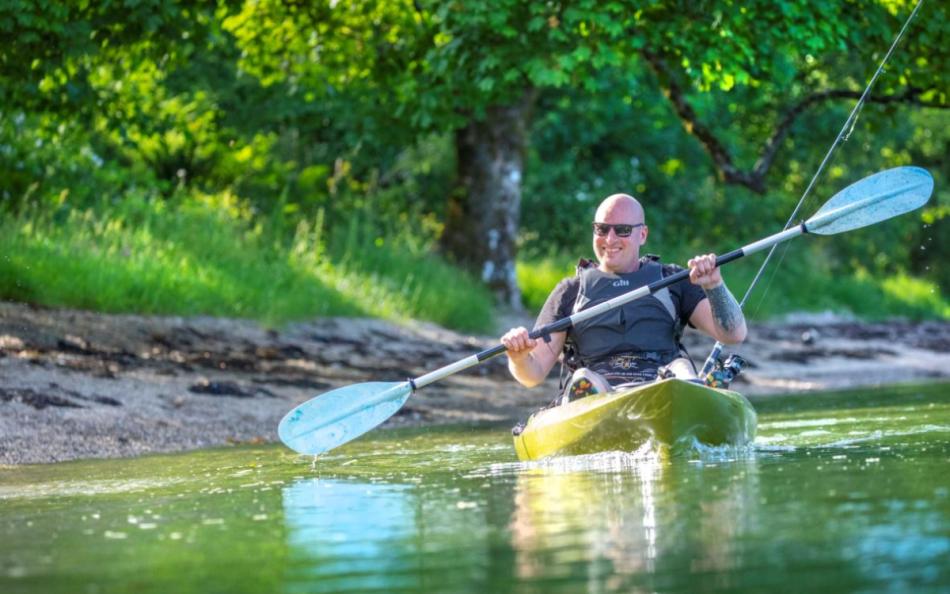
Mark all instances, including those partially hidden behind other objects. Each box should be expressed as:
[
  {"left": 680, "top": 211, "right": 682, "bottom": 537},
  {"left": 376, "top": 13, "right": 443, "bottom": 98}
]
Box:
[{"left": 279, "top": 166, "right": 934, "bottom": 455}]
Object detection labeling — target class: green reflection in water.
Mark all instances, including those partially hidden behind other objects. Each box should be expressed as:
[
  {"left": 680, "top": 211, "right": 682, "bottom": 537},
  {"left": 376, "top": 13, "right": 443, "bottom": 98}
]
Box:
[{"left": 1, "top": 382, "right": 948, "bottom": 594}]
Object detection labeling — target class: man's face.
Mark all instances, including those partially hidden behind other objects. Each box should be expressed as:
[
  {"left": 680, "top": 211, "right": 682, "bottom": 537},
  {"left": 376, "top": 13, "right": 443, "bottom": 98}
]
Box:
[{"left": 592, "top": 196, "right": 647, "bottom": 274}]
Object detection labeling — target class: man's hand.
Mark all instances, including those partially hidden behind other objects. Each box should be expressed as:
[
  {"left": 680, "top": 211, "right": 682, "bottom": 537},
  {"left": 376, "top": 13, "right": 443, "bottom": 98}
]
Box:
[
  {"left": 500, "top": 327, "right": 537, "bottom": 363},
  {"left": 688, "top": 253, "right": 723, "bottom": 290},
  {"left": 499, "top": 326, "right": 565, "bottom": 388}
]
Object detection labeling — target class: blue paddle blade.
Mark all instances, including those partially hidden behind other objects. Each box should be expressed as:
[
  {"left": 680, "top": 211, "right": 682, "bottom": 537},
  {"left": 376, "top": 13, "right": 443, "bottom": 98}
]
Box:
[
  {"left": 278, "top": 381, "right": 413, "bottom": 455},
  {"left": 806, "top": 166, "right": 933, "bottom": 235}
]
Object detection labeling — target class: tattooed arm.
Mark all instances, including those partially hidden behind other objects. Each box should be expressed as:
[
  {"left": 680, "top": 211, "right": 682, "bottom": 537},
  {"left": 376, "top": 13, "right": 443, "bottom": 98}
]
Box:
[
  {"left": 687, "top": 254, "right": 748, "bottom": 344},
  {"left": 702, "top": 283, "right": 748, "bottom": 342}
]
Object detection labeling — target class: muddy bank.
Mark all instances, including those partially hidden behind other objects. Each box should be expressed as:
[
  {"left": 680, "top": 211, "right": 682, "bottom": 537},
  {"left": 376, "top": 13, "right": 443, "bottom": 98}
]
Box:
[{"left": 1, "top": 301, "right": 947, "bottom": 465}]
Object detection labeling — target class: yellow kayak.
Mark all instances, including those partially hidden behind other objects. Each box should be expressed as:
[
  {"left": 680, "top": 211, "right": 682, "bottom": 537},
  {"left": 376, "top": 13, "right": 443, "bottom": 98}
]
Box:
[{"left": 512, "top": 378, "right": 757, "bottom": 461}]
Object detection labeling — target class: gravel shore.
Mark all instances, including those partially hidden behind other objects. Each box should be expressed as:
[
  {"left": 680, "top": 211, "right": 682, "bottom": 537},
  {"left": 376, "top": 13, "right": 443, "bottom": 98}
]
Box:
[{"left": 1, "top": 301, "right": 947, "bottom": 465}]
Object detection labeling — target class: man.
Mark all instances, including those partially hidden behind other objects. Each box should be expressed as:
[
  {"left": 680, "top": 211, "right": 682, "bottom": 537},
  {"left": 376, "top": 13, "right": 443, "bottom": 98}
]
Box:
[{"left": 501, "top": 193, "right": 746, "bottom": 400}]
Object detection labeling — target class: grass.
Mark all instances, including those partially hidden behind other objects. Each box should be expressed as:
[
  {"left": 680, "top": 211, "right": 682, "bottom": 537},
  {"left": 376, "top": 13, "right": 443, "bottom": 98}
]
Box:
[
  {"left": 516, "top": 247, "right": 950, "bottom": 321},
  {"left": 516, "top": 257, "right": 578, "bottom": 313},
  {"left": 0, "top": 195, "right": 495, "bottom": 333}
]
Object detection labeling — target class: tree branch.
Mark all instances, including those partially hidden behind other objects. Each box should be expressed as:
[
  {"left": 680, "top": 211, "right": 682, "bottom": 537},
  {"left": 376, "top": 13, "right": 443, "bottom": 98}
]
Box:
[
  {"left": 755, "top": 87, "right": 947, "bottom": 184},
  {"left": 640, "top": 49, "right": 765, "bottom": 191},
  {"left": 642, "top": 49, "right": 947, "bottom": 194}
]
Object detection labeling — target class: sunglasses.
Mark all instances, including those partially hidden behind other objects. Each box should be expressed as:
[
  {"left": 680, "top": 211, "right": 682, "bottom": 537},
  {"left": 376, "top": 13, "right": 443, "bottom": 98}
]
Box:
[{"left": 592, "top": 222, "right": 644, "bottom": 237}]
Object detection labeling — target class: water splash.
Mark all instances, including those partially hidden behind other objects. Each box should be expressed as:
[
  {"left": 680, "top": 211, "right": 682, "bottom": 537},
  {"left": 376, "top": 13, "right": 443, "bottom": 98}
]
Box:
[{"left": 672, "top": 435, "right": 758, "bottom": 464}]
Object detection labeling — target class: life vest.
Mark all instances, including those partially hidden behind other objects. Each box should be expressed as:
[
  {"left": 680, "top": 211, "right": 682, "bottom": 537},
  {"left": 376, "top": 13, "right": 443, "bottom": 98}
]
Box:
[{"left": 565, "top": 257, "right": 687, "bottom": 384}]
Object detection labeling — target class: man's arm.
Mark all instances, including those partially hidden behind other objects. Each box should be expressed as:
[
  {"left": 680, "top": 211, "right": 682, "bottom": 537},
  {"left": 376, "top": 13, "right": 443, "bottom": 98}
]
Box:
[
  {"left": 500, "top": 328, "right": 566, "bottom": 387},
  {"left": 689, "top": 286, "right": 747, "bottom": 344},
  {"left": 687, "top": 254, "right": 748, "bottom": 344},
  {"left": 501, "top": 276, "right": 577, "bottom": 387}
]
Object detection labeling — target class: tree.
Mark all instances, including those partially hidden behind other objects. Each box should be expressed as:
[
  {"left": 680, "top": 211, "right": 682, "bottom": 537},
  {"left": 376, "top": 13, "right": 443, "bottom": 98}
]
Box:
[{"left": 223, "top": 0, "right": 946, "bottom": 307}]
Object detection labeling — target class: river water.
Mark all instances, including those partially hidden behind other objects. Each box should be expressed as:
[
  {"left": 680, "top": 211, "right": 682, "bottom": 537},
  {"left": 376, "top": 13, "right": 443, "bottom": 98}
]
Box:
[{"left": 1, "top": 382, "right": 948, "bottom": 593}]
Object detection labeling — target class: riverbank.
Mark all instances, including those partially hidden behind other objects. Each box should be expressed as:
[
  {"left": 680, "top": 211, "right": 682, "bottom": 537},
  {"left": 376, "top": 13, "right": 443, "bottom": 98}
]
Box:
[{"left": 1, "top": 301, "right": 947, "bottom": 465}]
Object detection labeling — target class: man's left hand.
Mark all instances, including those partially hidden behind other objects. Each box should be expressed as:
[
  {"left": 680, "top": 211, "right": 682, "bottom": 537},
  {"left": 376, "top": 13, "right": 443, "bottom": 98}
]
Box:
[{"left": 688, "top": 253, "right": 723, "bottom": 290}]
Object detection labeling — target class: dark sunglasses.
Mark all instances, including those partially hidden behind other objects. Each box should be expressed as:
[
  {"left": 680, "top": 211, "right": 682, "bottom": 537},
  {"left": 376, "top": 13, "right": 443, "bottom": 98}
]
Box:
[{"left": 592, "top": 222, "right": 644, "bottom": 237}]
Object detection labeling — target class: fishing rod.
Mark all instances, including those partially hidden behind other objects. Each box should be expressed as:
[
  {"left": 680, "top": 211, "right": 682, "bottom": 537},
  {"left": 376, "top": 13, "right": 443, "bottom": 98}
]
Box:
[
  {"left": 279, "top": 165, "right": 933, "bottom": 455},
  {"left": 699, "top": 0, "right": 927, "bottom": 378}
]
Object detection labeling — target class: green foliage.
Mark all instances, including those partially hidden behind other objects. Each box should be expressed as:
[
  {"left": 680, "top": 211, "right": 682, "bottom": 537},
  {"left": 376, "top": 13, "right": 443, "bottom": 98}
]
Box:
[
  {"left": 515, "top": 258, "right": 577, "bottom": 316},
  {"left": 735, "top": 246, "right": 950, "bottom": 321},
  {"left": 0, "top": 1, "right": 208, "bottom": 113}
]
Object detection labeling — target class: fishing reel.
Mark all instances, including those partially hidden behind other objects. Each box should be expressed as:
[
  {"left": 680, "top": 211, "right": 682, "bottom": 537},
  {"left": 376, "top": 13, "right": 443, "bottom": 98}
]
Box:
[{"left": 704, "top": 354, "right": 746, "bottom": 389}]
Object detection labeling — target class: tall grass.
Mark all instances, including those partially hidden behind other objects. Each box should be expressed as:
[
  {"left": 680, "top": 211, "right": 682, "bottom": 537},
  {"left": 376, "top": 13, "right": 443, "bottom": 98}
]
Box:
[
  {"left": 5, "top": 192, "right": 945, "bottom": 333},
  {"left": 516, "top": 257, "right": 577, "bottom": 313},
  {"left": 0, "top": 194, "right": 495, "bottom": 332}
]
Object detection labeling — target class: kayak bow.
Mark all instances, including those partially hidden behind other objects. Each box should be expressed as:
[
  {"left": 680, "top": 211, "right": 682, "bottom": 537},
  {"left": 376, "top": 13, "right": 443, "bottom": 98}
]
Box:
[{"left": 512, "top": 378, "right": 757, "bottom": 461}]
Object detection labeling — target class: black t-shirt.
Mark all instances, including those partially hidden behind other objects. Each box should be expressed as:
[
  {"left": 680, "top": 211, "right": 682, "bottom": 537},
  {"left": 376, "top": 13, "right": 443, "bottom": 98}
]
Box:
[{"left": 534, "top": 260, "right": 707, "bottom": 334}]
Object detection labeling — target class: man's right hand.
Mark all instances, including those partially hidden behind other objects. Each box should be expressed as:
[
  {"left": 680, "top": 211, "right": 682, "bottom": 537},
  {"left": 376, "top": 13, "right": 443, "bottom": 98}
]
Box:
[
  {"left": 500, "top": 326, "right": 537, "bottom": 362},
  {"left": 500, "top": 325, "right": 565, "bottom": 388}
]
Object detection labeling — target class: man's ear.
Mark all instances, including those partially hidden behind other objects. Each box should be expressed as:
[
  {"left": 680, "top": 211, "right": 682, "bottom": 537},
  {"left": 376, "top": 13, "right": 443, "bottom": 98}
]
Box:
[{"left": 640, "top": 225, "right": 649, "bottom": 245}]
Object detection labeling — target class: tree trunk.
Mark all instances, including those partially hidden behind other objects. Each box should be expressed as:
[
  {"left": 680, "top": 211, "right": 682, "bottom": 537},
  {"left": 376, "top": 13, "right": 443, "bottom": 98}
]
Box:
[{"left": 442, "top": 93, "right": 534, "bottom": 309}]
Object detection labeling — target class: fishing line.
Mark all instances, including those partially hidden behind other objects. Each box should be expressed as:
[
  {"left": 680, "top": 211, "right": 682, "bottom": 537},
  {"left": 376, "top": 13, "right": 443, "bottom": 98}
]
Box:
[{"left": 700, "top": 0, "right": 925, "bottom": 374}]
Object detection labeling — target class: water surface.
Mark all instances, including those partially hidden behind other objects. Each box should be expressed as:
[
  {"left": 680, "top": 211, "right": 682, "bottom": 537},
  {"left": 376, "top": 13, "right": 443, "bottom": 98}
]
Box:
[{"left": 1, "top": 382, "right": 948, "bottom": 593}]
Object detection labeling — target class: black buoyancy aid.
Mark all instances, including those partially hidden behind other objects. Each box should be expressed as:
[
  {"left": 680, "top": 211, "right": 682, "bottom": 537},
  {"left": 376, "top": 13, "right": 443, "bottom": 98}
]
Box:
[{"left": 568, "top": 259, "right": 686, "bottom": 373}]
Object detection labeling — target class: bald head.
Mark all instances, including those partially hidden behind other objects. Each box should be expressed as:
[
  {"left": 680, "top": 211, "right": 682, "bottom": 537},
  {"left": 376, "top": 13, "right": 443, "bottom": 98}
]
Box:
[
  {"left": 595, "top": 194, "right": 644, "bottom": 225},
  {"left": 591, "top": 193, "right": 648, "bottom": 273}
]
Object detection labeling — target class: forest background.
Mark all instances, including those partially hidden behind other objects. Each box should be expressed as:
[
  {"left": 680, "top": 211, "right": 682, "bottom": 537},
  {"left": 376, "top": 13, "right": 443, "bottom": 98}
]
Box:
[{"left": 1, "top": 0, "right": 947, "bottom": 334}]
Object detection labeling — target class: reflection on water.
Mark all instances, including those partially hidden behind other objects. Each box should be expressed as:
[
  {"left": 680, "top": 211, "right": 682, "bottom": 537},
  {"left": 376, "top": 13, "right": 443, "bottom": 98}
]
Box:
[
  {"left": 280, "top": 475, "right": 512, "bottom": 594},
  {"left": 505, "top": 447, "right": 664, "bottom": 582},
  {"left": 281, "top": 445, "right": 767, "bottom": 594},
  {"left": 503, "top": 448, "right": 762, "bottom": 592},
  {"left": 283, "top": 479, "right": 419, "bottom": 593},
  {"left": 0, "top": 382, "right": 948, "bottom": 594},
  {"left": 508, "top": 458, "right": 665, "bottom": 583}
]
